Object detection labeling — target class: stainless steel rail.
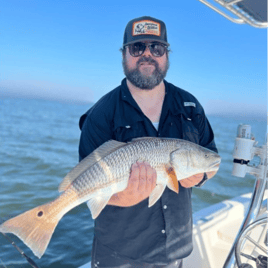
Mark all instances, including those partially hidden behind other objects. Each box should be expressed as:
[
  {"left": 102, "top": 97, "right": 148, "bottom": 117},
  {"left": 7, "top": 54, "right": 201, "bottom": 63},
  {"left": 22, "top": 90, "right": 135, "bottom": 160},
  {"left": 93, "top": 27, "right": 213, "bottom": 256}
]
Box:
[
  {"left": 198, "top": 0, "right": 268, "bottom": 28},
  {"left": 223, "top": 178, "right": 267, "bottom": 267},
  {"left": 235, "top": 217, "right": 268, "bottom": 267}
]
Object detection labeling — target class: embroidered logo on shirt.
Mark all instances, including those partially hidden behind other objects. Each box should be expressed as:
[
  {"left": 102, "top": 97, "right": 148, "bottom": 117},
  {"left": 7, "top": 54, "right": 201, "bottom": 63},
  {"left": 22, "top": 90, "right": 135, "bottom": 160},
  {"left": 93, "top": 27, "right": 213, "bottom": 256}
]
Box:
[
  {"left": 184, "top": 102, "right": 196, "bottom": 108},
  {"left": 132, "top": 20, "right": 161, "bottom": 36}
]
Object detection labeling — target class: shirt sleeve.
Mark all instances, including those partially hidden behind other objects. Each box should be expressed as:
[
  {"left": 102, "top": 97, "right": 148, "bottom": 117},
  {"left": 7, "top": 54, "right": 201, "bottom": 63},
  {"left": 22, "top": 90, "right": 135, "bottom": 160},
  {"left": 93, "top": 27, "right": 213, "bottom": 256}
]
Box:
[{"left": 78, "top": 109, "right": 113, "bottom": 161}]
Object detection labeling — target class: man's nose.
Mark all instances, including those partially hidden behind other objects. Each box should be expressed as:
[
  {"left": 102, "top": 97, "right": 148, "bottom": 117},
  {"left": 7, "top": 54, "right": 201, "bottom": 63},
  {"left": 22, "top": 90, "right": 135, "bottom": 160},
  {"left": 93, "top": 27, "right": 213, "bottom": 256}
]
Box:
[{"left": 143, "top": 45, "right": 152, "bottom": 56}]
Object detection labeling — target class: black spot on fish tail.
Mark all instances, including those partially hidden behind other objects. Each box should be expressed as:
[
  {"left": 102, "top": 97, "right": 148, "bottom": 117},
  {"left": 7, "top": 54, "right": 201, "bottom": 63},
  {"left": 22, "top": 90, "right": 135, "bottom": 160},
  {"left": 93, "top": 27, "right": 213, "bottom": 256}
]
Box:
[{"left": 37, "top": 211, "right": 43, "bottom": 217}]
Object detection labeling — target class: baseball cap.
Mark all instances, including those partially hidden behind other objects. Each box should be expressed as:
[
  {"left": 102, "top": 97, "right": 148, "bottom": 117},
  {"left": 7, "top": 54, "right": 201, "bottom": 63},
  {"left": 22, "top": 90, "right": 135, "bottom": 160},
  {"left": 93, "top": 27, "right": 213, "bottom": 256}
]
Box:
[{"left": 123, "top": 16, "right": 170, "bottom": 47}]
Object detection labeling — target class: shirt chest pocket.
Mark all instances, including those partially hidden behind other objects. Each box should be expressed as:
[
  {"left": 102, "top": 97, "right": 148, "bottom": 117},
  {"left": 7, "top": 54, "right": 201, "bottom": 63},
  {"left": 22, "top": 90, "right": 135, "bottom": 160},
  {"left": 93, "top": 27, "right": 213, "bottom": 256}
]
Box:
[
  {"left": 113, "top": 121, "right": 144, "bottom": 142},
  {"left": 178, "top": 114, "right": 200, "bottom": 144}
]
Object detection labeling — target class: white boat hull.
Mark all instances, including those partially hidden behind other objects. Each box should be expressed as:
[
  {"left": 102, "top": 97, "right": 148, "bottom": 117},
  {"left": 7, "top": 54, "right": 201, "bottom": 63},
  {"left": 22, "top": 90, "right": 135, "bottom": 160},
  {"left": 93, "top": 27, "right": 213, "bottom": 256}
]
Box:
[{"left": 185, "top": 192, "right": 267, "bottom": 268}]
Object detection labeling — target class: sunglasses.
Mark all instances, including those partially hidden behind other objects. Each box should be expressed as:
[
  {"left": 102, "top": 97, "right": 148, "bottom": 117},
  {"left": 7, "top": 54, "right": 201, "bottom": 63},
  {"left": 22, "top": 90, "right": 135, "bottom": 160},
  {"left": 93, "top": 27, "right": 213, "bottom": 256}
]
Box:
[{"left": 126, "top": 42, "right": 167, "bottom": 57}]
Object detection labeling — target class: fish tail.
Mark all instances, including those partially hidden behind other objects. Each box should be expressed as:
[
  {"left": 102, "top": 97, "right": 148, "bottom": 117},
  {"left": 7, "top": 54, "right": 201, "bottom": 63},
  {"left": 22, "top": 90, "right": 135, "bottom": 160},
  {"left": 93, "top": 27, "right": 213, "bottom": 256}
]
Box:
[{"left": 0, "top": 202, "right": 62, "bottom": 259}]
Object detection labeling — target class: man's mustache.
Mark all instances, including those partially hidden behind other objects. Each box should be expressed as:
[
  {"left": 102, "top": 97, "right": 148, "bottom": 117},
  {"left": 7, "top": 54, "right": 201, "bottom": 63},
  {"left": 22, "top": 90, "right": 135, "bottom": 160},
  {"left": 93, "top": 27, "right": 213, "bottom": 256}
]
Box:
[{"left": 137, "top": 56, "right": 158, "bottom": 66}]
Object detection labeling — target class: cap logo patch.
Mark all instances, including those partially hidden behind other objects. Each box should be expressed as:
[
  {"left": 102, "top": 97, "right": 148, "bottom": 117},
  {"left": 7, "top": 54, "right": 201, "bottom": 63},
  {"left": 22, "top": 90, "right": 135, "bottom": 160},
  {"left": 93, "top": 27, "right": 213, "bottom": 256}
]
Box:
[{"left": 132, "top": 20, "right": 161, "bottom": 37}]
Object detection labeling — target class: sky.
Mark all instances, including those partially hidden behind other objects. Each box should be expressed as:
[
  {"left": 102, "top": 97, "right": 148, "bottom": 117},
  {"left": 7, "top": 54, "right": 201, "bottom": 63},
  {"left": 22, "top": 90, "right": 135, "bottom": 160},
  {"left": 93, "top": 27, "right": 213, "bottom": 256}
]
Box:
[{"left": 1, "top": 0, "right": 267, "bottom": 119}]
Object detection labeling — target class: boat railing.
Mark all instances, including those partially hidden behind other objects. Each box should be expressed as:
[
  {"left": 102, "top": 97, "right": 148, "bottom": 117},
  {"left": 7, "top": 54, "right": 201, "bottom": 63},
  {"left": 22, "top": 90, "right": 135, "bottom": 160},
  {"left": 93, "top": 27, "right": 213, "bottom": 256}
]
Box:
[{"left": 223, "top": 125, "right": 267, "bottom": 268}]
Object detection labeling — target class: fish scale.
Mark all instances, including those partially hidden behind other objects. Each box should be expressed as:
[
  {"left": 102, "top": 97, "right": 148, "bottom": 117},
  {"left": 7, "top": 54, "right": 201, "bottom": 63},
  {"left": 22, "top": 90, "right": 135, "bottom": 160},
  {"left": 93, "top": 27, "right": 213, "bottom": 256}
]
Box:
[
  {"left": 71, "top": 139, "right": 169, "bottom": 202},
  {"left": 0, "top": 137, "right": 221, "bottom": 259}
]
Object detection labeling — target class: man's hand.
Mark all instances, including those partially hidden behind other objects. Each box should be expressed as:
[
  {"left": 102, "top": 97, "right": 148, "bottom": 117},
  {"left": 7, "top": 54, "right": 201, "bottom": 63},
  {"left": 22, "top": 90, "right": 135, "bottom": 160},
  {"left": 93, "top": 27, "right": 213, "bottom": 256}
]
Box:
[
  {"left": 179, "top": 171, "right": 217, "bottom": 188},
  {"left": 179, "top": 173, "right": 204, "bottom": 188},
  {"left": 108, "top": 161, "right": 157, "bottom": 207}
]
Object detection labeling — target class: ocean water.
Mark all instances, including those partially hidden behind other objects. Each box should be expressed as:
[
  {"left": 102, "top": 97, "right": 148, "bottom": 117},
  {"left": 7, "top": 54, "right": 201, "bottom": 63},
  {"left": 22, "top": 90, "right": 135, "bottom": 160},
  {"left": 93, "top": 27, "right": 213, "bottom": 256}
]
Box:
[{"left": 0, "top": 97, "right": 266, "bottom": 268}]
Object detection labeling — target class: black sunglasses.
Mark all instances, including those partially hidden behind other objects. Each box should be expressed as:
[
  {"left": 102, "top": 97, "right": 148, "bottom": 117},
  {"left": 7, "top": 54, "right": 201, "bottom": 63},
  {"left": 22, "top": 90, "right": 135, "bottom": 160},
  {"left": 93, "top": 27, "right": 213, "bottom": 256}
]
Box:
[{"left": 126, "top": 42, "right": 167, "bottom": 57}]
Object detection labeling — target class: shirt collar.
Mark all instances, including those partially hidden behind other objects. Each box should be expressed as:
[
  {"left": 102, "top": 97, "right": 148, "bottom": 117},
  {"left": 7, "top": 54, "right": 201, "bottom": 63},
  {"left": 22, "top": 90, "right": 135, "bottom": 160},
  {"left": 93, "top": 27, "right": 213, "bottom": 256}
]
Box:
[
  {"left": 120, "top": 78, "right": 186, "bottom": 122},
  {"left": 112, "top": 79, "right": 144, "bottom": 129},
  {"left": 163, "top": 80, "right": 187, "bottom": 116},
  {"left": 120, "top": 78, "right": 139, "bottom": 108},
  {"left": 121, "top": 78, "right": 169, "bottom": 108}
]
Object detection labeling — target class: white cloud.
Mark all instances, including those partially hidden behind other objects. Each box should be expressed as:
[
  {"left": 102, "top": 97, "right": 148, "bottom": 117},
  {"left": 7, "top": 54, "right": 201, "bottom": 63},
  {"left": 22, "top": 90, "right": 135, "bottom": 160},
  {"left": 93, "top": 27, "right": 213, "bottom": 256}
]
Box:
[
  {"left": 0, "top": 80, "right": 94, "bottom": 104},
  {"left": 204, "top": 99, "right": 267, "bottom": 120}
]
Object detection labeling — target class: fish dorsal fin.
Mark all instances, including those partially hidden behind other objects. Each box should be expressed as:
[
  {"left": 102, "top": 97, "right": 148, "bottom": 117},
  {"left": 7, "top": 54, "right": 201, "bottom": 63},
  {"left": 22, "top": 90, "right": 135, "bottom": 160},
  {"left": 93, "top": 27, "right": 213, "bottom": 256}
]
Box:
[
  {"left": 131, "top": 137, "right": 177, "bottom": 143},
  {"left": 58, "top": 140, "right": 126, "bottom": 192},
  {"left": 131, "top": 137, "right": 157, "bottom": 142}
]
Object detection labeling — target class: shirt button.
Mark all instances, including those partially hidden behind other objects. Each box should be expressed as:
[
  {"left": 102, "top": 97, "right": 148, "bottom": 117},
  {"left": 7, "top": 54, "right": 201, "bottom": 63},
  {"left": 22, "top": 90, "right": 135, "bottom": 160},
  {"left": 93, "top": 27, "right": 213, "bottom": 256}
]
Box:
[
  {"left": 163, "top": 205, "right": 167, "bottom": 209},
  {"left": 162, "top": 230, "right": 166, "bottom": 234}
]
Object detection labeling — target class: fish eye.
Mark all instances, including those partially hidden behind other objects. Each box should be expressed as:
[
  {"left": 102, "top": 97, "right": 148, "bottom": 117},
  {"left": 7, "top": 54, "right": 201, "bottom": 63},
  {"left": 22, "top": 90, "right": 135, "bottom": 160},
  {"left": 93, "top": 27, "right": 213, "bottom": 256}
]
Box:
[
  {"left": 37, "top": 211, "right": 44, "bottom": 217},
  {"left": 205, "top": 154, "right": 209, "bottom": 158}
]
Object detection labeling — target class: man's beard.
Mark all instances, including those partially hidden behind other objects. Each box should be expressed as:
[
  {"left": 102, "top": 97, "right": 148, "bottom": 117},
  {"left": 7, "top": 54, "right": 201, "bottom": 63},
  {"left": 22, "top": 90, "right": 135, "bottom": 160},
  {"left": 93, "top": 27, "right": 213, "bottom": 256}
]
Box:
[{"left": 122, "top": 55, "right": 169, "bottom": 90}]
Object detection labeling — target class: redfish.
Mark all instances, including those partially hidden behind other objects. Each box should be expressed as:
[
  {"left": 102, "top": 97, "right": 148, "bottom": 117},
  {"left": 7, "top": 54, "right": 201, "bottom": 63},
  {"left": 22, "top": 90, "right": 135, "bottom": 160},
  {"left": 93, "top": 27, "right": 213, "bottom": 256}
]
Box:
[{"left": 0, "top": 137, "right": 220, "bottom": 258}]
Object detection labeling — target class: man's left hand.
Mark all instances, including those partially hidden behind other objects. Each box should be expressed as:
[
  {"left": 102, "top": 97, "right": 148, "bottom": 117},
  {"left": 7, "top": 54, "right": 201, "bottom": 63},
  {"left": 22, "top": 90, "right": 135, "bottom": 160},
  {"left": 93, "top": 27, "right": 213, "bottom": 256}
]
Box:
[{"left": 179, "top": 171, "right": 217, "bottom": 188}]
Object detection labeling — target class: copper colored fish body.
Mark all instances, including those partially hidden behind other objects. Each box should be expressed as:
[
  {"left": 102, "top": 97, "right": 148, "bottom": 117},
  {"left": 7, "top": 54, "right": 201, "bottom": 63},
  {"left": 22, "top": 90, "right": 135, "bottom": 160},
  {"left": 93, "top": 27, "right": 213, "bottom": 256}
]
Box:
[{"left": 0, "top": 137, "right": 221, "bottom": 258}]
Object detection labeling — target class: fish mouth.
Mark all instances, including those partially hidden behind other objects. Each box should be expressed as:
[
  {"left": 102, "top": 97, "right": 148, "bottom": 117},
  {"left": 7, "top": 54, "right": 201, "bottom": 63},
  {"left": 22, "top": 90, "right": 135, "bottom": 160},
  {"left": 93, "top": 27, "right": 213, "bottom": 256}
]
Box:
[{"left": 209, "top": 160, "right": 221, "bottom": 169}]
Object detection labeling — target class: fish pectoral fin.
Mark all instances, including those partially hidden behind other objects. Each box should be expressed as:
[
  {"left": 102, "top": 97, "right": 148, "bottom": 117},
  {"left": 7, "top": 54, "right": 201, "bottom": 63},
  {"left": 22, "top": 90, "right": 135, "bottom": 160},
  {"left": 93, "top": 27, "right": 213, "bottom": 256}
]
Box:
[
  {"left": 148, "top": 184, "right": 166, "bottom": 207},
  {"left": 87, "top": 194, "right": 113, "bottom": 219},
  {"left": 165, "top": 165, "right": 179, "bottom": 194}
]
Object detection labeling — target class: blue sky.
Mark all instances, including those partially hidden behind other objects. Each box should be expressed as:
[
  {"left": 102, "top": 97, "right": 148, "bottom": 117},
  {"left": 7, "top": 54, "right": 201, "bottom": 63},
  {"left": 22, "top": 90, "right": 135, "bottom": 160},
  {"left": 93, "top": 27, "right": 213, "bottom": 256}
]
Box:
[{"left": 1, "top": 0, "right": 267, "bottom": 119}]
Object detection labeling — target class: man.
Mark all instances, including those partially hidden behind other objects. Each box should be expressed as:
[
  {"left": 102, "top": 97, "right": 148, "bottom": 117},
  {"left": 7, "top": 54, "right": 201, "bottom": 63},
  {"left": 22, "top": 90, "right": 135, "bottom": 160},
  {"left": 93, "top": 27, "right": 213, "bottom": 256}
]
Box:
[{"left": 79, "top": 16, "right": 218, "bottom": 268}]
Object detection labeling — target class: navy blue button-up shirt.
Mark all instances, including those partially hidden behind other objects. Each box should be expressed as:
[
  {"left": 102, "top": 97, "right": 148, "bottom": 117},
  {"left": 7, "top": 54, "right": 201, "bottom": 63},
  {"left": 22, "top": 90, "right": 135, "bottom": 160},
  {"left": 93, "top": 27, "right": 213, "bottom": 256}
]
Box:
[{"left": 79, "top": 78, "right": 217, "bottom": 267}]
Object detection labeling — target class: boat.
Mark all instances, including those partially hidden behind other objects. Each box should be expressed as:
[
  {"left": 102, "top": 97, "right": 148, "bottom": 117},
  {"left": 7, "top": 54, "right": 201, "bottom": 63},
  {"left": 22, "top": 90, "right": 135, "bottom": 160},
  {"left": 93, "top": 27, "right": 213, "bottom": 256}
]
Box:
[{"left": 79, "top": 1, "right": 268, "bottom": 267}]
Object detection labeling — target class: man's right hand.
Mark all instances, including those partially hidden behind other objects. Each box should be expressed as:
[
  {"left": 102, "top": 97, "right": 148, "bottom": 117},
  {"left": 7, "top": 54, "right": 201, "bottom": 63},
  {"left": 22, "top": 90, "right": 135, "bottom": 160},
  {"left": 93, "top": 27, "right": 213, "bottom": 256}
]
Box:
[{"left": 108, "top": 161, "right": 157, "bottom": 207}]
